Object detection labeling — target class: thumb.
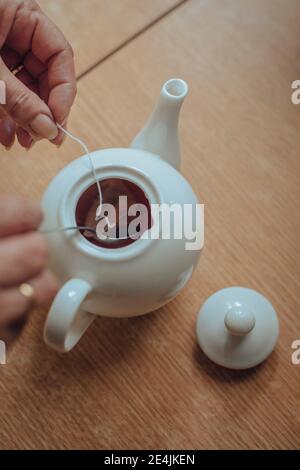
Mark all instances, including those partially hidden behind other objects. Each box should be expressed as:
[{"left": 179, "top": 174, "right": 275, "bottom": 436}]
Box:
[{"left": 0, "top": 58, "right": 58, "bottom": 141}]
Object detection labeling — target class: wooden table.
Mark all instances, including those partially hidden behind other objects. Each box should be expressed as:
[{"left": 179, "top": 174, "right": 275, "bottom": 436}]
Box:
[
  {"left": 39, "top": 0, "right": 184, "bottom": 76},
  {"left": 0, "top": 0, "right": 300, "bottom": 449}
]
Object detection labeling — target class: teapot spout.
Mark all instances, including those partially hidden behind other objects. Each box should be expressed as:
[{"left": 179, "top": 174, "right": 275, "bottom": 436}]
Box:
[{"left": 130, "top": 78, "right": 188, "bottom": 170}]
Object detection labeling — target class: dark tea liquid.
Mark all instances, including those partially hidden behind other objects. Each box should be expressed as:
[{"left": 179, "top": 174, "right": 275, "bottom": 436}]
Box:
[{"left": 75, "top": 178, "right": 152, "bottom": 249}]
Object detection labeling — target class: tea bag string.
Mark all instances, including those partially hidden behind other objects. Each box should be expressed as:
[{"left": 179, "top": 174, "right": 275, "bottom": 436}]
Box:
[
  {"left": 41, "top": 125, "right": 124, "bottom": 240},
  {"left": 56, "top": 123, "right": 102, "bottom": 205}
]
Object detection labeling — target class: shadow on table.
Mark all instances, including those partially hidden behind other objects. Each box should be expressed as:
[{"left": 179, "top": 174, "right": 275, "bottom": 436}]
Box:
[
  {"left": 192, "top": 341, "right": 279, "bottom": 384},
  {"left": 27, "top": 307, "right": 166, "bottom": 387}
]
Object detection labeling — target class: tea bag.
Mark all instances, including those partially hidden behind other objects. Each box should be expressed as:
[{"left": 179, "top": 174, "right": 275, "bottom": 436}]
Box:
[
  {"left": 43, "top": 126, "right": 150, "bottom": 244},
  {"left": 81, "top": 179, "right": 138, "bottom": 241}
]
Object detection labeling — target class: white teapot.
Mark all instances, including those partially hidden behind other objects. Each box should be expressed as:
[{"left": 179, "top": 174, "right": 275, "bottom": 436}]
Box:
[{"left": 42, "top": 79, "right": 203, "bottom": 352}]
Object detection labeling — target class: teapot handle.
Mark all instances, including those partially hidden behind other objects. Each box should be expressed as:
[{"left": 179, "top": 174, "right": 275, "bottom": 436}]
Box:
[{"left": 44, "top": 279, "right": 95, "bottom": 353}]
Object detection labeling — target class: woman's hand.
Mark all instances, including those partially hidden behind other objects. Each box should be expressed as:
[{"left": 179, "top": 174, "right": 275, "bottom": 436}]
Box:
[
  {"left": 0, "top": 194, "right": 58, "bottom": 341},
  {"left": 0, "top": 0, "right": 76, "bottom": 149}
]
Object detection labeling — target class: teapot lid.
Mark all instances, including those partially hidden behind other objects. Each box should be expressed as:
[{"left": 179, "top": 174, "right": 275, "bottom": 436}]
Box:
[{"left": 196, "top": 287, "right": 279, "bottom": 369}]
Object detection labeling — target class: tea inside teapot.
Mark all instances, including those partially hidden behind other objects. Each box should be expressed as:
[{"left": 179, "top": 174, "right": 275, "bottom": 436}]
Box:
[{"left": 75, "top": 178, "right": 152, "bottom": 249}]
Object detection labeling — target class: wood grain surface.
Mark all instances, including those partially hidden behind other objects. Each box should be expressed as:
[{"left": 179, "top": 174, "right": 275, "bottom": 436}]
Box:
[
  {"left": 38, "top": 0, "right": 184, "bottom": 76},
  {"left": 0, "top": 0, "right": 300, "bottom": 449}
]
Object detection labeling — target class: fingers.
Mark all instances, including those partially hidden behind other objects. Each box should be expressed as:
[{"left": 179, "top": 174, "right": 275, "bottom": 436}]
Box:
[
  {"left": 0, "top": 45, "right": 22, "bottom": 72},
  {"left": 47, "top": 48, "right": 77, "bottom": 145},
  {"left": 30, "top": 269, "right": 58, "bottom": 307},
  {"left": 0, "top": 232, "right": 48, "bottom": 287},
  {"left": 16, "top": 126, "right": 33, "bottom": 148},
  {"left": 0, "top": 194, "right": 43, "bottom": 237},
  {"left": 0, "top": 269, "right": 58, "bottom": 327},
  {"left": 0, "top": 71, "right": 41, "bottom": 150},
  {"left": 0, "top": 192, "right": 57, "bottom": 334},
  {"left": 30, "top": 15, "right": 77, "bottom": 144},
  {"left": 0, "top": 287, "right": 29, "bottom": 326},
  {"left": 13, "top": 69, "right": 38, "bottom": 149},
  {"left": 0, "top": 112, "right": 16, "bottom": 148},
  {"left": 0, "top": 57, "right": 58, "bottom": 142},
  {"left": 0, "top": 1, "right": 76, "bottom": 147},
  {"left": 23, "top": 51, "right": 45, "bottom": 79}
]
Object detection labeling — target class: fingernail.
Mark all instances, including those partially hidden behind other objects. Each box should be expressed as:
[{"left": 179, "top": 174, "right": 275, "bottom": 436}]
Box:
[
  {"left": 30, "top": 114, "right": 58, "bottom": 141},
  {"left": 26, "top": 140, "right": 35, "bottom": 151},
  {"left": 56, "top": 136, "right": 66, "bottom": 148}
]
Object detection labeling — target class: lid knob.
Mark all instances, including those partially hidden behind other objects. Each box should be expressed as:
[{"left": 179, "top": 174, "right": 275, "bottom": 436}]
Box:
[{"left": 224, "top": 305, "right": 256, "bottom": 336}]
